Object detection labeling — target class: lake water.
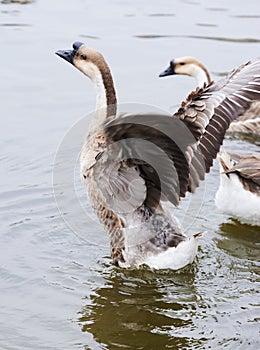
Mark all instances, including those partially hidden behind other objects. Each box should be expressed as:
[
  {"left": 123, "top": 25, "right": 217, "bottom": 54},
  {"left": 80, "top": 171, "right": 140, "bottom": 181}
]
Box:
[{"left": 1, "top": 0, "right": 259, "bottom": 349}]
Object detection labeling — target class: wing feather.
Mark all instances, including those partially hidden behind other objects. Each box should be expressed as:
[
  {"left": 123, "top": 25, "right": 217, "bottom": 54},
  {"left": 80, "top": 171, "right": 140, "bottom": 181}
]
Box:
[{"left": 174, "top": 59, "right": 260, "bottom": 192}]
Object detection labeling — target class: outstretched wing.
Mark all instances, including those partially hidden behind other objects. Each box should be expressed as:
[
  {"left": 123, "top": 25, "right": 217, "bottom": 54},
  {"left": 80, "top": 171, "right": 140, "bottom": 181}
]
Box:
[
  {"left": 174, "top": 59, "right": 260, "bottom": 193},
  {"left": 99, "top": 114, "right": 196, "bottom": 212}
]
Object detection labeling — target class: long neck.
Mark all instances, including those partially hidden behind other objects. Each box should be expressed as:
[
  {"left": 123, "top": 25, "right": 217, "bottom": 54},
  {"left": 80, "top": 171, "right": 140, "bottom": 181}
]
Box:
[
  {"left": 93, "top": 63, "right": 117, "bottom": 120},
  {"left": 192, "top": 64, "right": 211, "bottom": 88}
]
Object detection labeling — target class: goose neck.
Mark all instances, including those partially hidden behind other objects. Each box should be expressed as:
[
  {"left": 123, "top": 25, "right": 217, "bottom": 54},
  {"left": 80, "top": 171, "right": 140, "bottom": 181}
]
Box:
[
  {"left": 192, "top": 64, "right": 211, "bottom": 88},
  {"left": 93, "top": 64, "right": 117, "bottom": 120}
]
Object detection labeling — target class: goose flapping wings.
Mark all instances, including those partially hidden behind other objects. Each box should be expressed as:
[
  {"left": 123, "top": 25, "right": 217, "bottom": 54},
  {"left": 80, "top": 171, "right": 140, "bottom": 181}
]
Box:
[{"left": 57, "top": 42, "right": 260, "bottom": 268}]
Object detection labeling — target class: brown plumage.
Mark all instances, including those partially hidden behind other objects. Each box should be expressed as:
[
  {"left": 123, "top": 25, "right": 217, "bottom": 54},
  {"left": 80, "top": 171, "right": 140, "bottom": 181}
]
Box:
[{"left": 220, "top": 152, "right": 260, "bottom": 195}]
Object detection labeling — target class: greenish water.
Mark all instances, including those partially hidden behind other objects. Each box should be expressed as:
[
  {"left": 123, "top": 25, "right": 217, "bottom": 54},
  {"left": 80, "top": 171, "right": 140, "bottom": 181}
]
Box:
[{"left": 0, "top": 0, "right": 259, "bottom": 349}]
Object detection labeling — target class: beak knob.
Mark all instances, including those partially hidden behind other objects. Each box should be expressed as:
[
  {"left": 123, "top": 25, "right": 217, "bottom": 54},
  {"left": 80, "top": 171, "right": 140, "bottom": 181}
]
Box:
[
  {"left": 73, "top": 41, "right": 84, "bottom": 51},
  {"left": 55, "top": 42, "right": 84, "bottom": 64}
]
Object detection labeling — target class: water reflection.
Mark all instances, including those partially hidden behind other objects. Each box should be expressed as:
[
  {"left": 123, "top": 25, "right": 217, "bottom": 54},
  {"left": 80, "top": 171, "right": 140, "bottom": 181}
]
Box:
[
  {"left": 231, "top": 15, "right": 260, "bottom": 19},
  {"left": 225, "top": 132, "right": 260, "bottom": 146},
  {"left": 206, "top": 8, "right": 228, "bottom": 12},
  {"left": 80, "top": 34, "right": 100, "bottom": 40},
  {"left": 0, "top": 23, "right": 31, "bottom": 26},
  {"left": 148, "top": 13, "right": 176, "bottom": 17},
  {"left": 1, "top": 0, "right": 34, "bottom": 4},
  {"left": 78, "top": 266, "right": 207, "bottom": 349},
  {"left": 134, "top": 34, "right": 260, "bottom": 43},
  {"left": 186, "top": 35, "right": 260, "bottom": 43},
  {"left": 196, "top": 23, "right": 218, "bottom": 27},
  {"left": 216, "top": 220, "right": 260, "bottom": 261},
  {"left": 134, "top": 34, "right": 174, "bottom": 39}
]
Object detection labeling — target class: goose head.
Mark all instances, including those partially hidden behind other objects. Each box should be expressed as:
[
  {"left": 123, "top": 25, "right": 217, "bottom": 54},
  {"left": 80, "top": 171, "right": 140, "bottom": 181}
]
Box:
[
  {"left": 56, "top": 42, "right": 109, "bottom": 81},
  {"left": 159, "top": 56, "right": 211, "bottom": 88},
  {"left": 56, "top": 42, "right": 117, "bottom": 118}
]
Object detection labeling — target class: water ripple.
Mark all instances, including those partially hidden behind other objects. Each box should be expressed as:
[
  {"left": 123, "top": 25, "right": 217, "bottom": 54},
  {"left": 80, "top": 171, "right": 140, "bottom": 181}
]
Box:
[{"left": 134, "top": 34, "right": 260, "bottom": 43}]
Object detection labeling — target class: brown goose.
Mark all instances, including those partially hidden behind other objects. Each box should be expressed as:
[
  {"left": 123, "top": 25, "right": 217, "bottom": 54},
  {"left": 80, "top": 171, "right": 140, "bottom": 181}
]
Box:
[
  {"left": 56, "top": 42, "right": 260, "bottom": 269},
  {"left": 215, "top": 152, "right": 260, "bottom": 225},
  {"left": 159, "top": 56, "right": 260, "bottom": 135}
]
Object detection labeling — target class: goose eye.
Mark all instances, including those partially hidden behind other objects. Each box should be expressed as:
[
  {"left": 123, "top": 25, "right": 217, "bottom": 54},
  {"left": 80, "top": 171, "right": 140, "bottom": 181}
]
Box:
[
  {"left": 180, "top": 62, "right": 185, "bottom": 66},
  {"left": 80, "top": 54, "right": 87, "bottom": 60}
]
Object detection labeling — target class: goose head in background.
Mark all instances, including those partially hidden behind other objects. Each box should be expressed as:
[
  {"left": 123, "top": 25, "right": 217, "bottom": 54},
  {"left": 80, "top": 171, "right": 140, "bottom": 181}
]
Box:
[
  {"left": 159, "top": 56, "right": 211, "bottom": 88},
  {"left": 56, "top": 42, "right": 117, "bottom": 118}
]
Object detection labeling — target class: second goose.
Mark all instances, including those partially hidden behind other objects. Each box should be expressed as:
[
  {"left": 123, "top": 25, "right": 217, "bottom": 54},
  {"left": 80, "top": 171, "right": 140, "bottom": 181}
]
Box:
[{"left": 160, "top": 56, "right": 260, "bottom": 135}]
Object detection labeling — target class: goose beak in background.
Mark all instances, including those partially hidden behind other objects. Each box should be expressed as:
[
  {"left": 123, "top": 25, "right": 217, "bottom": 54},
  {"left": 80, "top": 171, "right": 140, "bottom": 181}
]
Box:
[
  {"left": 55, "top": 41, "right": 84, "bottom": 64},
  {"left": 159, "top": 61, "right": 175, "bottom": 77}
]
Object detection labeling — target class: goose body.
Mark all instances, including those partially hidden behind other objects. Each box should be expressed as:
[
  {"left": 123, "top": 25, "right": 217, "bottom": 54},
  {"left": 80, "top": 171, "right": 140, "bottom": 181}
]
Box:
[
  {"left": 56, "top": 42, "right": 260, "bottom": 269},
  {"left": 159, "top": 56, "right": 260, "bottom": 135},
  {"left": 215, "top": 152, "right": 260, "bottom": 225}
]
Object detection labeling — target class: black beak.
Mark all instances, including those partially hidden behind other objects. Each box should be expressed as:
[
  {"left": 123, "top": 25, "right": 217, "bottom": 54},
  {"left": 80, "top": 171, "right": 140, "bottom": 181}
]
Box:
[
  {"left": 55, "top": 42, "right": 84, "bottom": 64},
  {"left": 159, "top": 61, "right": 175, "bottom": 77},
  {"left": 55, "top": 49, "right": 75, "bottom": 64}
]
